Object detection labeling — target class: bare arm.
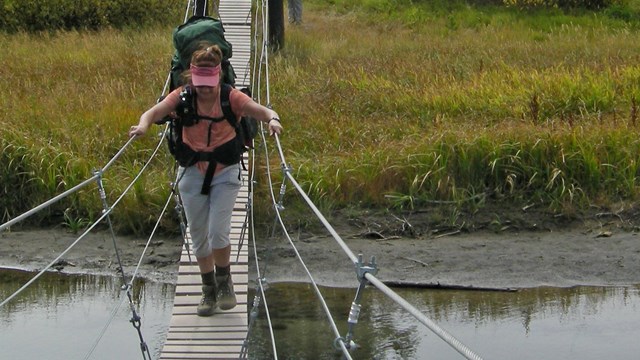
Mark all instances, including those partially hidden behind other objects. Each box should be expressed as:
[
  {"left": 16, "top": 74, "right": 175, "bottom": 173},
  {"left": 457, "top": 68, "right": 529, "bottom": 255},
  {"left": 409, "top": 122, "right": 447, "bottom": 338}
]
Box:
[
  {"left": 129, "top": 100, "right": 175, "bottom": 137},
  {"left": 241, "top": 100, "right": 283, "bottom": 136}
]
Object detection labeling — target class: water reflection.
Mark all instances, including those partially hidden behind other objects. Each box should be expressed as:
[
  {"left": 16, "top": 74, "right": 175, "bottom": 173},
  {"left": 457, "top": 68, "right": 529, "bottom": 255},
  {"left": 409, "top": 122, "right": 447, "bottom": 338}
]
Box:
[
  {"left": 2, "top": 269, "right": 640, "bottom": 360},
  {"left": 0, "top": 269, "right": 174, "bottom": 360},
  {"left": 248, "top": 284, "right": 640, "bottom": 359}
]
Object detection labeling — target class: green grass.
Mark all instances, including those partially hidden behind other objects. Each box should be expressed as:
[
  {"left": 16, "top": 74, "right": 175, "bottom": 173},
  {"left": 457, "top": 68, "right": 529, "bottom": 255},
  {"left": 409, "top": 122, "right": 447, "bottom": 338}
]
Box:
[
  {"left": 272, "top": 0, "right": 640, "bottom": 213},
  {"left": 3, "top": 0, "right": 640, "bottom": 234}
]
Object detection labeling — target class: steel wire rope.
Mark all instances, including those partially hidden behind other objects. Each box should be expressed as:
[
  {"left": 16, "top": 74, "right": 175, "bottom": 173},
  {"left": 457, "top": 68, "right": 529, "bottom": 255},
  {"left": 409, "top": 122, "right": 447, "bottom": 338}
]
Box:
[
  {"left": 127, "top": 187, "right": 174, "bottom": 287},
  {"left": 260, "top": 136, "right": 353, "bottom": 359},
  {"left": 0, "top": 133, "right": 163, "bottom": 308},
  {"left": 87, "top": 2, "right": 203, "bottom": 357},
  {"left": 0, "top": 135, "right": 136, "bottom": 232},
  {"left": 0, "top": 135, "right": 165, "bottom": 360},
  {"left": 364, "top": 274, "right": 484, "bottom": 360},
  {"left": 82, "top": 292, "right": 131, "bottom": 360},
  {"left": 239, "top": 1, "right": 278, "bottom": 357},
  {"left": 268, "top": 133, "right": 484, "bottom": 359},
  {"left": 75, "top": 132, "right": 168, "bottom": 360},
  {"left": 253, "top": 12, "right": 351, "bottom": 351}
]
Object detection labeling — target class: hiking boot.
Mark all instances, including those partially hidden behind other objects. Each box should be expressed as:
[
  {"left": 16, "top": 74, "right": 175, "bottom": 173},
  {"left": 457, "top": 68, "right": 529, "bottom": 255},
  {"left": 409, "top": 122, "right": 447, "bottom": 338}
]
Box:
[
  {"left": 197, "top": 284, "right": 217, "bottom": 317},
  {"left": 216, "top": 274, "right": 237, "bottom": 310}
]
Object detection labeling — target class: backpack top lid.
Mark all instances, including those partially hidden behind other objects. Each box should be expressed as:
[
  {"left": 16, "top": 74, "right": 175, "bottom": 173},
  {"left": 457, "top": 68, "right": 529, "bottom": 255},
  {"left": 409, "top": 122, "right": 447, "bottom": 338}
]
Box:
[
  {"left": 172, "top": 16, "right": 233, "bottom": 71},
  {"left": 170, "top": 16, "right": 236, "bottom": 90}
]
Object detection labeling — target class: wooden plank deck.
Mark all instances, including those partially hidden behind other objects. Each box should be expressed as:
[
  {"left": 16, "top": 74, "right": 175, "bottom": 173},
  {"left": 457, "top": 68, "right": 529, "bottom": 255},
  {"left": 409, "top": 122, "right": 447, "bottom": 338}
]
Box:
[{"left": 160, "top": 0, "right": 253, "bottom": 358}]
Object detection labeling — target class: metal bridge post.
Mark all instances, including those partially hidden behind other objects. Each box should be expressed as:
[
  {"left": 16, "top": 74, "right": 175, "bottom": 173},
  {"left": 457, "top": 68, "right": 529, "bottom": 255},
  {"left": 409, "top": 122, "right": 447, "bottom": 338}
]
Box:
[{"left": 336, "top": 254, "right": 378, "bottom": 351}]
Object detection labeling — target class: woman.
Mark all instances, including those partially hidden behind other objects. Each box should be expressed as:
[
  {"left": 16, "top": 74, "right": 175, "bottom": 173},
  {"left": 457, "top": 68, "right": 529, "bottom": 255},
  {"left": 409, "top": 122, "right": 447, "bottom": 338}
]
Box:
[{"left": 129, "top": 45, "right": 283, "bottom": 316}]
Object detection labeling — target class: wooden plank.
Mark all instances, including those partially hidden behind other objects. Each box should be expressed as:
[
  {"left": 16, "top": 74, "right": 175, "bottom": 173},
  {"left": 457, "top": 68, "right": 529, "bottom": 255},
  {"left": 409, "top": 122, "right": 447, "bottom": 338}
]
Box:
[
  {"left": 175, "top": 285, "right": 248, "bottom": 297},
  {"left": 170, "top": 312, "right": 248, "bottom": 327},
  {"left": 177, "top": 273, "right": 249, "bottom": 285},
  {"left": 179, "top": 255, "right": 248, "bottom": 265},
  {"left": 173, "top": 265, "right": 248, "bottom": 275},
  {"left": 166, "top": 331, "right": 247, "bottom": 340},
  {"left": 163, "top": 339, "right": 245, "bottom": 346},
  {"left": 161, "top": 345, "right": 243, "bottom": 353},
  {"left": 173, "top": 304, "right": 247, "bottom": 316},
  {"left": 173, "top": 293, "right": 247, "bottom": 308},
  {"left": 167, "top": 325, "right": 247, "bottom": 333},
  {"left": 180, "top": 250, "right": 249, "bottom": 259},
  {"left": 160, "top": 352, "right": 244, "bottom": 359},
  {"left": 180, "top": 254, "right": 248, "bottom": 264}
]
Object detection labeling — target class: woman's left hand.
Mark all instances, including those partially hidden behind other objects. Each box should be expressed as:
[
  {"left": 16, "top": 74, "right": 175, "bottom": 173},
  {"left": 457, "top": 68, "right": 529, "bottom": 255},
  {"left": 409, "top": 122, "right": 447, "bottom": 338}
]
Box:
[{"left": 268, "top": 118, "right": 283, "bottom": 136}]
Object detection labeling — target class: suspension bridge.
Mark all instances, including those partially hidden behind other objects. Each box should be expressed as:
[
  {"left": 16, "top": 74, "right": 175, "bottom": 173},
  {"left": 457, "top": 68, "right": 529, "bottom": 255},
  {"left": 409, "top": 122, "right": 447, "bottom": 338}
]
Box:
[{"left": 0, "top": 0, "right": 484, "bottom": 359}]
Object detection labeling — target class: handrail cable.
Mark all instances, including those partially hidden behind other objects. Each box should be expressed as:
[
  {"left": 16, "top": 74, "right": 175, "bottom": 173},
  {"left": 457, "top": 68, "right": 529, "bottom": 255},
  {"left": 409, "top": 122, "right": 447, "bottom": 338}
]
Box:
[
  {"left": 262, "top": 140, "right": 352, "bottom": 360},
  {"left": 128, "top": 184, "right": 175, "bottom": 287},
  {"left": 0, "top": 133, "right": 161, "bottom": 307},
  {"left": 0, "top": 135, "right": 136, "bottom": 233},
  {"left": 0, "top": 175, "right": 97, "bottom": 232},
  {"left": 255, "top": 8, "right": 352, "bottom": 348},
  {"left": 365, "top": 274, "right": 483, "bottom": 360},
  {"left": 268, "top": 135, "right": 484, "bottom": 360},
  {"left": 233, "top": 0, "right": 263, "bottom": 262},
  {"left": 234, "top": 1, "right": 353, "bottom": 357},
  {"left": 0, "top": 132, "right": 167, "bottom": 360},
  {"left": 239, "top": 1, "right": 278, "bottom": 358}
]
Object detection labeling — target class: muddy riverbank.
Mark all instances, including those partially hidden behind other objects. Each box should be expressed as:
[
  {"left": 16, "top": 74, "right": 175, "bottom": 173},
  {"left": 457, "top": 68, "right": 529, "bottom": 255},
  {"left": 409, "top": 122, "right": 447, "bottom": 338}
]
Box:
[{"left": 2, "top": 207, "right": 640, "bottom": 289}]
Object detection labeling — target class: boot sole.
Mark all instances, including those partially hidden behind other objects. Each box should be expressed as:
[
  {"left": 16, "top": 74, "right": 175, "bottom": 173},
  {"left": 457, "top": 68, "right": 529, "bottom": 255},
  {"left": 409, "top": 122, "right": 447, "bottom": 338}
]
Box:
[
  {"left": 217, "top": 298, "right": 237, "bottom": 310},
  {"left": 197, "top": 308, "right": 216, "bottom": 316}
]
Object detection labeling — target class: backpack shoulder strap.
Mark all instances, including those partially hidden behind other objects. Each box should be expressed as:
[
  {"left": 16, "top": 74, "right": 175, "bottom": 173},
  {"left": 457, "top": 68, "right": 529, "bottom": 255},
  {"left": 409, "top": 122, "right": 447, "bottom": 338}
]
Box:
[{"left": 220, "top": 84, "right": 238, "bottom": 128}]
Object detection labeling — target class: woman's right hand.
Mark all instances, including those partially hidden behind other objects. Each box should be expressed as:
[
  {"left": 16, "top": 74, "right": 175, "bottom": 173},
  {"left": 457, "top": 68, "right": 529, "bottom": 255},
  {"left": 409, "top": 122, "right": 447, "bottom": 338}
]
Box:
[{"left": 129, "top": 124, "right": 148, "bottom": 137}]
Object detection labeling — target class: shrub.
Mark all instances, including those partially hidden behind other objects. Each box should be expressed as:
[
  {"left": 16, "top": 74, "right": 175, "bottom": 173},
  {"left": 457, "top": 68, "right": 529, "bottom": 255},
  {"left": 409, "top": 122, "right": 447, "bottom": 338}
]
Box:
[
  {"left": 503, "top": 0, "right": 623, "bottom": 9},
  {"left": 0, "top": 0, "right": 183, "bottom": 32}
]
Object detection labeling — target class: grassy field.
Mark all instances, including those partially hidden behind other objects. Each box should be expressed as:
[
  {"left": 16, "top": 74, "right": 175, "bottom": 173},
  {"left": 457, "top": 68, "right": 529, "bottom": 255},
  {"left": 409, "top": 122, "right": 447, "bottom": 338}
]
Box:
[{"left": 2, "top": 0, "right": 640, "bottom": 234}]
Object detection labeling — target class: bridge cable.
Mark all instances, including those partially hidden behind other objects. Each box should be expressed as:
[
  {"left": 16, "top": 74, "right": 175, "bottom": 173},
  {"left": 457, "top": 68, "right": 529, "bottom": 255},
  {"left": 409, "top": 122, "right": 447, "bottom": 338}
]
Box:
[
  {"left": 81, "top": 129, "right": 170, "bottom": 359},
  {"left": 1, "top": 130, "right": 167, "bottom": 360},
  {"left": 0, "top": 135, "right": 135, "bottom": 233},
  {"left": 267, "top": 131, "right": 485, "bottom": 359},
  {"left": 3, "top": 2, "right": 197, "bottom": 357},
  {"left": 0, "top": 135, "right": 140, "bottom": 307},
  {"left": 82, "top": 292, "right": 131, "bottom": 359},
  {"left": 231, "top": 0, "right": 351, "bottom": 357},
  {"left": 239, "top": 1, "right": 279, "bottom": 358}
]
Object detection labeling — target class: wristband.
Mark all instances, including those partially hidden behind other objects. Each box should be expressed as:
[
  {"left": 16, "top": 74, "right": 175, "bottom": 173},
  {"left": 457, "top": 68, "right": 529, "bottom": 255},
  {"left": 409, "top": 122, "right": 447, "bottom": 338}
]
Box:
[{"left": 269, "top": 117, "right": 281, "bottom": 123}]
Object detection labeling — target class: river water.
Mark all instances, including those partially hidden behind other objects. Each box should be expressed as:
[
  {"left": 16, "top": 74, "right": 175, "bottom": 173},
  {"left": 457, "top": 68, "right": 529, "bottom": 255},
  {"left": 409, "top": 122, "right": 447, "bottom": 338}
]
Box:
[{"left": 2, "top": 269, "right": 640, "bottom": 359}]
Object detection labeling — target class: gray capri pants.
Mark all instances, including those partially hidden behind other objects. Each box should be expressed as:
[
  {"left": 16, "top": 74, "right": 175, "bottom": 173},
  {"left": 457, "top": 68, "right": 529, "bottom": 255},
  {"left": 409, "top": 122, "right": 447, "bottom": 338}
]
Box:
[{"left": 178, "top": 164, "right": 242, "bottom": 258}]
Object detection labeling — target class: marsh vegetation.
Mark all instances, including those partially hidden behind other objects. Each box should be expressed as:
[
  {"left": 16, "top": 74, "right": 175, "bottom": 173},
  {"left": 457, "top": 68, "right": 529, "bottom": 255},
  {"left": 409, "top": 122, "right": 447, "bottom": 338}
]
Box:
[{"left": 2, "top": 0, "right": 640, "bottom": 234}]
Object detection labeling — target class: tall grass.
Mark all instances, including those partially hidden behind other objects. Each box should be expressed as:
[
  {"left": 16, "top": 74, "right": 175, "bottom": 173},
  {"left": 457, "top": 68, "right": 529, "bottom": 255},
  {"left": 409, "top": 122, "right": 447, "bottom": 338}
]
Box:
[
  {"left": 270, "top": 0, "right": 640, "bottom": 215},
  {"left": 0, "top": 27, "right": 176, "bottom": 232},
  {"left": 3, "top": 0, "right": 640, "bottom": 233}
]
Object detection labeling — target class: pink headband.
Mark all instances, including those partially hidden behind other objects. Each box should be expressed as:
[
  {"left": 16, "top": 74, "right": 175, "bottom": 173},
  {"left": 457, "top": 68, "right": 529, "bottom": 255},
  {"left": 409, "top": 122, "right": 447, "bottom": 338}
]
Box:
[{"left": 190, "top": 64, "right": 221, "bottom": 87}]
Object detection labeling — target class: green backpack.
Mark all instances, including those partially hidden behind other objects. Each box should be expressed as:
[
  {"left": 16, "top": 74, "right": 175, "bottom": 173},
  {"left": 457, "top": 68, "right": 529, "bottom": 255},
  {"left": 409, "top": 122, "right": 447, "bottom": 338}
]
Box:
[{"left": 170, "top": 15, "right": 237, "bottom": 90}]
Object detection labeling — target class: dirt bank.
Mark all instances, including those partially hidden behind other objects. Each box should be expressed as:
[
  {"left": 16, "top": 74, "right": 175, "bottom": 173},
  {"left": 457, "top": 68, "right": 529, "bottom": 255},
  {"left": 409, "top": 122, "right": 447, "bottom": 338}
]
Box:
[
  {"left": 0, "top": 229, "right": 184, "bottom": 283},
  {"left": 3, "top": 207, "right": 640, "bottom": 290}
]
